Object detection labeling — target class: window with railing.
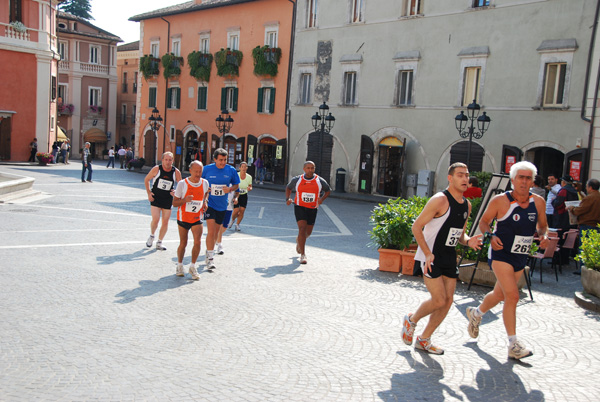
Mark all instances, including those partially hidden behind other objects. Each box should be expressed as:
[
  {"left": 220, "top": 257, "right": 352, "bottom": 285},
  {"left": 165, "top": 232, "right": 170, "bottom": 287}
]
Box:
[{"left": 472, "top": 0, "right": 489, "bottom": 7}]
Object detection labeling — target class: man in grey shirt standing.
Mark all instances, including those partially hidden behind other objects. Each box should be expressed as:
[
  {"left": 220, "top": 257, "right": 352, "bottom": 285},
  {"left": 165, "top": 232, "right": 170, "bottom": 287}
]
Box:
[{"left": 545, "top": 173, "right": 561, "bottom": 227}]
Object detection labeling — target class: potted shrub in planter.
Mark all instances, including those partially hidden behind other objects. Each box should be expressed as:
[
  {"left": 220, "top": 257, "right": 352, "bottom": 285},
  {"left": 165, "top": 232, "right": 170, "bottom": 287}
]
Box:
[
  {"left": 369, "top": 196, "right": 428, "bottom": 273},
  {"left": 576, "top": 227, "right": 600, "bottom": 298},
  {"left": 36, "top": 152, "right": 53, "bottom": 165}
]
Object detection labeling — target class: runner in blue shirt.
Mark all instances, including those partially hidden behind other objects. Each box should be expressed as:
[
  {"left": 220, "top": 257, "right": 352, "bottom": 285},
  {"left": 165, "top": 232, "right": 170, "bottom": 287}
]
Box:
[{"left": 201, "top": 148, "right": 240, "bottom": 270}]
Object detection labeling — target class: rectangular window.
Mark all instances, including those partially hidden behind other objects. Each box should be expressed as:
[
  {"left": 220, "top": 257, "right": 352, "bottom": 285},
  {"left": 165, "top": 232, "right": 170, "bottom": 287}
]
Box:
[
  {"left": 59, "top": 42, "right": 67, "bottom": 60},
  {"left": 58, "top": 84, "right": 67, "bottom": 103},
  {"left": 167, "top": 87, "right": 181, "bottom": 109},
  {"left": 257, "top": 87, "right": 276, "bottom": 114},
  {"left": 307, "top": 0, "right": 318, "bottom": 28},
  {"left": 133, "top": 72, "right": 138, "bottom": 93},
  {"left": 172, "top": 39, "right": 181, "bottom": 57},
  {"left": 472, "top": 0, "right": 489, "bottom": 7},
  {"left": 396, "top": 70, "right": 413, "bottom": 105},
  {"left": 149, "top": 87, "right": 157, "bottom": 108},
  {"left": 200, "top": 37, "right": 210, "bottom": 53},
  {"left": 229, "top": 34, "right": 239, "bottom": 51},
  {"left": 170, "top": 126, "right": 176, "bottom": 142},
  {"left": 122, "top": 72, "right": 128, "bottom": 93},
  {"left": 300, "top": 73, "right": 312, "bottom": 104},
  {"left": 543, "top": 63, "right": 567, "bottom": 106},
  {"left": 51, "top": 76, "right": 57, "bottom": 101},
  {"left": 352, "top": 0, "right": 364, "bottom": 22},
  {"left": 150, "top": 42, "right": 159, "bottom": 58},
  {"left": 10, "top": 0, "right": 22, "bottom": 22},
  {"left": 132, "top": 105, "right": 136, "bottom": 124},
  {"left": 462, "top": 66, "right": 480, "bottom": 106},
  {"left": 266, "top": 31, "right": 278, "bottom": 48},
  {"left": 221, "top": 87, "right": 239, "bottom": 112},
  {"left": 197, "top": 86, "right": 208, "bottom": 110},
  {"left": 121, "top": 104, "right": 127, "bottom": 124},
  {"left": 89, "top": 88, "right": 101, "bottom": 107},
  {"left": 90, "top": 46, "right": 100, "bottom": 64},
  {"left": 402, "top": 0, "right": 423, "bottom": 16},
  {"left": 343, "top": 72, "right": 357, "bottom": 105}
]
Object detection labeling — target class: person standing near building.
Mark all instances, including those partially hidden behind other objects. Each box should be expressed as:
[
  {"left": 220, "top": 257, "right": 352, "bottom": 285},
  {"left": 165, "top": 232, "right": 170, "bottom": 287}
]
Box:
[
  {"left": 254, "top": 153, "right": 265, "bottom": 185},
  {"left": 106, "top": 146, "right": 115, "bottom": 168},
  {"left": 568, "top": 179, "right": 600, "bottom": 233},
  {"left": 401, "top": 162, "right": 482, "bottom": 355},
  {"left": 172, "top": 161, "right": 209, "bottom": 280},
  {"left": 28, "top": 138, "right": 37, "bottom": 162},
  {"left": 545, "top": 173, "right": 561, "bottom": 227},
  {"left": 463, "top": 176, "right": 482, "bottom": 199},
  {"left": 530, "top": 175, "right": 546, "bottom": 198},
  {"left": 552, "top": 175, "right": 579, "bottom": 233},
  {"left": 126, "top": 147, "right": 133, "bottom": 164},
  {"left": 231, "top": 161, "right": 253, "bottom": 231},
  {"left": 81, "top": 142, "right": 93, "bottom": 182},
  {"left": 466, "top": 161, "right": 549, "bottom": 360},
  {"left": 285, "top": 161, "right": 331, "bottom": 264},
  {"left": 144, "top": 152, "right": 182, "bottom": 251},
  {"left": 51, "top": 141, "right": 59, "bottom": 163},
  {"left": 60, "top": 140, "right": 69, "bottom": 164},
  {"left": 201, "top": 148, "right": 240, "bottom": 270},
  {"left": 118, "top": 146, "right": 127, "bottom": 169}
]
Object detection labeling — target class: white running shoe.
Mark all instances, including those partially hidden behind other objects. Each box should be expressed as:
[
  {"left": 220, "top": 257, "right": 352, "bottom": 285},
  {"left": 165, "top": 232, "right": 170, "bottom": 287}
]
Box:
[
  {"left": 176, "top": 264, "right": 184, "bottom": 277},
  {"left": 189, "top": 266, "right": 200, "bottom": 280},
  {"left": 216, "top": 243, "right": 224, "bottom": 255},
  {"left": 235, "top": 224, "right": 240, "bottom": 231},
  {"left": 466, "top": 307, "right": 482, "bottom": 339},
  {"left": 508, "top": 340, "right": 533, "bottom": 360},
  {"left": 146, "top": 235, "right": 154, "bottom": 248},
  {"left": 156, "top": 241, "right": 166, "bottom": 251},
  {"left": 300, "top": 254, "right": 307, "bottom": 264},
  {"left": 206, "top": 258, "right": 216, "bottom": 270}
]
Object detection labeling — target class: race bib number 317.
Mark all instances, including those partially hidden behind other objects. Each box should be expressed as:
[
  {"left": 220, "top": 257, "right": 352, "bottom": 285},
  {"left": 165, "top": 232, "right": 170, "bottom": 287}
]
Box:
[{"left": 445, "top": 227, "right": 463, "bottom": 247}]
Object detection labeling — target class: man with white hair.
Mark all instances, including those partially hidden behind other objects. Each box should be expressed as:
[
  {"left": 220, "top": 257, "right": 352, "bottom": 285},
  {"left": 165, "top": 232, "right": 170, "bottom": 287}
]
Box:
[{"left": 466, "top": 161, "right": 549, "bottom": 360}]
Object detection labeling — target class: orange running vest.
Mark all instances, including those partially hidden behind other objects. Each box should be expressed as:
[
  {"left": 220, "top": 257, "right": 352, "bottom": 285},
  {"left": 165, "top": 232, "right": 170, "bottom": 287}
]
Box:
[
  {"left": 177, "top": 178, "right": 207, "bottom": 223},
  {"left": 294, "top": 174, "right": 322, "bottom": 209}
]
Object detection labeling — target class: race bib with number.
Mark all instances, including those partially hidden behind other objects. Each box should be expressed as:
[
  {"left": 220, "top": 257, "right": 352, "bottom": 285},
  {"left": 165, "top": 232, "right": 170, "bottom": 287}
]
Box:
[
  {"left": 239, "top": 188, "right": 248, "bottom": 195},
  {"left": 185, "top": 200, "right": 203, "bottom": 213},
  {"left": 211, "top": 185, "right": 225, "bottom": 196},
  {"left": 157, "top": 178, "right": 172, "bottom": 191},
  {"left": 445, "top": 227, "right": 463, "bottom": 247},
  {"left": 301, "top": 192, "right": 316, "bottom": 203},
  {"left": 511, "top": 235, "right": 534, "bottom": 255}
]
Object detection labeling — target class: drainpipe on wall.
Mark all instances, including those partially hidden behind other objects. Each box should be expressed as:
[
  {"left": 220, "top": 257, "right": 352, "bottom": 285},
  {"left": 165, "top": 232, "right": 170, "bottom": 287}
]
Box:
[
  {"left": 284, "top": 0, "right": 297, "bottom": 182},
  {"left": 581, "top": 0, "right": 600, "bottom": 179},
  {"left": 161, "top": 17, "right": 170, "bottom": 159}
]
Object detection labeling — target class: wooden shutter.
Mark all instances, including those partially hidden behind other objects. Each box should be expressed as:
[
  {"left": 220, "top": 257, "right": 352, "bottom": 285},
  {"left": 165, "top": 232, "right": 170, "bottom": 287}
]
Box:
[
  {"left": 167, "top": 88, "right": 172, "bottom": 108},
  {"left": 221, "top": 87, "right": 227, "bottom": 111},
  {"left": 198, "top": 87, "right": 207, "bottom": 110},
  {"left": 257, "top": 88, "right": 264, "bottom": 113},
  {"left": 176, "top": 88, "right": 181, "bottom": 109},
  {"left": 358, "top": 135, "right": 374, "bottom": 193},
  {"left": 269, "top": 88, "right": 276, "bottom": 113},
  {"left": 233, "top": 88, "right": 239, "bottom": 111}
]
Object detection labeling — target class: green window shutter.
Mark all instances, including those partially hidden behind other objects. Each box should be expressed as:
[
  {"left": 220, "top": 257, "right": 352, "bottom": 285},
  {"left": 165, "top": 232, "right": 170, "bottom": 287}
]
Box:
[
  {"left": 269, "top": 87, "right": 276, "bottom": 113},
  {"left": 167, "top": 88, "right": 172, "bottom": 108},
  {"left": 176, "top": 88, "right": 181, "bottom": 109},
  {"left": 149, "top": 87, "right": 156, "bottom": 107},
  {"left": 221, "top": 87, "right": 227, "bottom": 111},
  {"left": 257, "top": 88, "right": 264, "bottom": 113},
  {"left": 233, "top": 87, "right": 239, "bottom": 111},
  {"left": 201, "top": 87, "right": 207, "bottom": 109},
  {"left": 198, "top": 87, "right": 207, "bottom": 110}
]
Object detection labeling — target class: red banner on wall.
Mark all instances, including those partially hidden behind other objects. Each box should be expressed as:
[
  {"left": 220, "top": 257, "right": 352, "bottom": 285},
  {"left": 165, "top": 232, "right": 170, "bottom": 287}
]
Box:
[
  {"left": 570, "top": 161, "right": 582, "bottom": 181},
  {"left": 505, "top": 155, "right": 516, "bottom": 173}
]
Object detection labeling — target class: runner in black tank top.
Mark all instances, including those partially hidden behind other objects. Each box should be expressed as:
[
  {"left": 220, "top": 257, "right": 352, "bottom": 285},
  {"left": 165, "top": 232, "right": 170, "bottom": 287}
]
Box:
[
  {"left": 401, "top": 163, "right": 482, "bottom": 355},
  {"left": 151, "top": 164, "right": 177, "bottom": 210}
]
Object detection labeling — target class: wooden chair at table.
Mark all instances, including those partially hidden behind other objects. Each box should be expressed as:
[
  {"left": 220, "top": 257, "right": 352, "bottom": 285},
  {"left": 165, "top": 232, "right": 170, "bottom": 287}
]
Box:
[
  {"left": 559, "top": 229, "right": 579, "bottom": 271},
  {"left": 528, "top": 236, "right": 560, "bottom": 283}
]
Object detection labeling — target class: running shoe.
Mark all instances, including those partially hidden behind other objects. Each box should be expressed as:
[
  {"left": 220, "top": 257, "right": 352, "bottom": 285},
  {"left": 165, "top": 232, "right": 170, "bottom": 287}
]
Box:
[
  {"left": 146, "top": 235, "right": 154, "bottom": 248},
  {"left": 401, "top": 314, "right": 416, "bottom": 345},
  {"left": 508, "top": 340, "right": 533, "bottom": 360},
  {"left": 300, "top": 254, "right": 307, "bottom": 264},
  {"left": 176, "top": 264, "right": 184, "bottom": 277},
  {"left": 189, "top": 266, "right": 200, "bottom": 280},
  {"left": 466, "top": 307, "right": 482, "bottom": 339},
  {"left": 156, "top": 241, "right": 166, "bottom": 251},
  {"left": 415, "top": 336, "right": 444, "bottom": 355},
  {"left": 216, "top": 243, "right": 224, "bottom": 255},
  {"left": 235, "top": 224, "right": 241, "bottom": 232},
  {"left": 206, "top": 258, "right": 216, "bottom": 270}
]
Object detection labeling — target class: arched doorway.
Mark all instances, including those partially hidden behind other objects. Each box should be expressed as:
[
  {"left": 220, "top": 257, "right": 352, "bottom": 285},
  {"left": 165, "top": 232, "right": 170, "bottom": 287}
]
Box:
[
  {"left": 184, "top": 130, "right": 199, "bottom": 171},
  {"left": 144, "top": 130, "right": 156, "bottom": 166},
  {"left": 525, "top": 147, "right": 565, "bottom": 179},
  {"left": 450, "top": 141, "right": 484, "bottom": 172},
  {"left": 376, "top": 136, "right": 405, "bottom": 197},
  {"left": 223, "top": 135, "right": 237, "bottom": 165}
]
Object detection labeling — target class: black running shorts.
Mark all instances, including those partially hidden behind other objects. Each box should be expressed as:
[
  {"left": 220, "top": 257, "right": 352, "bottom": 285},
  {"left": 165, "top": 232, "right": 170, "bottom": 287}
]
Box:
[
  {"left": 294, "top": 204, "right": 318, "bottom": 226},
  {"left": 204, "top": 206, "right": 226, "bottom": 225}
]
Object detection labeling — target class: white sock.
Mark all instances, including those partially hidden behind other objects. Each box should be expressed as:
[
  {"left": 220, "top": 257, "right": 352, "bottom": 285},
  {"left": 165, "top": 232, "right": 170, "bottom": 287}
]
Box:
[
  {"left": 216, "top": 243, "right": 221, "bottom": 247},
  {"left": 508, "top": 335, "right": 518, "bottom": 346},
  {"left": 474, "top": 307, "right": 485, "bottom": 318},
  {"left": 189, "top": 262, "right": 196, "bottom": 269},
  {"left": 207, "top": 250, "right": 214, "bottom": 259},
  {"left": 177, "top": 262, "right": 183, "bottom": 268}
]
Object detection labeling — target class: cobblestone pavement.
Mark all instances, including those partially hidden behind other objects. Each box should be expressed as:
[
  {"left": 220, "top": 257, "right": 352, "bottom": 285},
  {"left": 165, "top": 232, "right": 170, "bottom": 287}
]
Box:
[{"left": 0, "top": 163, "right": 599, "bottom": 401}]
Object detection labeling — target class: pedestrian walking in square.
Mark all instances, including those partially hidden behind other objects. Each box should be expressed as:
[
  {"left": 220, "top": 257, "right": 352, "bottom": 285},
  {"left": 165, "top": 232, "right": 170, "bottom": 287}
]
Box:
[
  {"left": 106, "top": 146, "right": 115, "bottom": 168},
  {"left": 81, "top": 142, "right": 93, "bottom": 182}
]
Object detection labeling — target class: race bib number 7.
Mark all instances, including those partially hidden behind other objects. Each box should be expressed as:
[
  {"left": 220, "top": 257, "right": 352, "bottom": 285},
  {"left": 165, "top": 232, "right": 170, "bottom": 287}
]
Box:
[
  {"left": 445, "top": 227, "right": 463, "bottom": 247},
  {"left": 211, "top": 185, "right": 225, "bottom": 196},
  {"left": 157, "top": 179, "right": 172, "bottom": 191},
  {"left": 301, "top": 192, "right": 316, "bottom": 203},
  {"left": 185, "top": 200, "right": 203, "bottom": 213},
  {"left": 511, "top": 235, "right": 534, "bottom": 255}
]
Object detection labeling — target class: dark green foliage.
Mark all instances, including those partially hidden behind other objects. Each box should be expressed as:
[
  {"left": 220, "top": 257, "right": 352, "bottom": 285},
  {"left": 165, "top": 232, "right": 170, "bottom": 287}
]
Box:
[
  {"left": 161, "top": 53, "right": 184, "bottom": 79},
  {"left": 369, "top": 196, "right": 429, "bottom": 250},
  {"left": 214, "top": 48, "right": 243, "bottom": 77},
  {"left": 251, "top": 45, "right": 282, "bottom": 77},
  {"left": 139, "top": 55, "right": 160, "bottom": 80},
  {"left": 59, "top": 0, "right": 93, "bottom": 20},
  {"left": 576, "top": 227, "right": 600, "bottom": 271},
  {"left": 187, "top": 51, "right": 213, "bottom": 82}
]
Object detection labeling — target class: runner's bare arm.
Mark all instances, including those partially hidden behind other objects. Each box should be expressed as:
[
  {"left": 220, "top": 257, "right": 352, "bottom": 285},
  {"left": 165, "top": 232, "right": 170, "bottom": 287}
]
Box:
[
  {"left": 412, "top": 194, "right": 447, "bottom": 271},
  {"left": 460, "top": 200, "right": 482, "bottom": 250},
  {"left": 144, "top": 166, "right": 160, "bottom": 202},
  {"left": 479, "top": 195, "right": 503, "bottom": 250}
]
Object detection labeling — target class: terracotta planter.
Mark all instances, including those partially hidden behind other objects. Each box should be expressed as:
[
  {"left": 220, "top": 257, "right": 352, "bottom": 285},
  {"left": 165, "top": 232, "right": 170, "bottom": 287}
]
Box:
[
  {"left": 399, "top": 249, "right": 417, "bottom": 275},
  {"left": 378, "top": 249, "right": 402, "bottom": 272},
  {"left": 581, "top": 266, "right": 600, "bottom": 297}
]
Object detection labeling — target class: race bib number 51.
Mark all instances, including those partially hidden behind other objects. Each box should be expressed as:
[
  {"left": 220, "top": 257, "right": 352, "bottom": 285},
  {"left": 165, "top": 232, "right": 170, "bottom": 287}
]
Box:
[
  {"left": 511, "top": 235, "right": 533, "bottom": 255},
  {"left": 301, "top": 192, "right": 316, "bottom": 203},
  {"left": 211, "top": 185, "right": 225, "bottom": 196},
  {"left": 445, "top": 227, "right": 463, "bottom": 247}
]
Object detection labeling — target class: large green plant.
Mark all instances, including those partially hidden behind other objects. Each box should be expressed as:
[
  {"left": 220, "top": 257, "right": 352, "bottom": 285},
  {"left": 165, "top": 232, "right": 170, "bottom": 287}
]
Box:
[
  {"left": 161, "top": 53, "right": 184, "bottom": 79},
  {"left": 251, "top": 45, "right": 282, "bottom": 76},
  {"left": 139, "top": 55, "right": 160, "bottom": 80},
  {"left": 214, "top": 48, "right": 243, "bottom": 77},
  {"left": 369, "top": 196, "right": 429, "bottom": 250},
  {"left": 187, "top": 51, "right": 213, "bottom": 82},
  {"left": 576, "top": 227, "right": 600, "bottom": 271}
]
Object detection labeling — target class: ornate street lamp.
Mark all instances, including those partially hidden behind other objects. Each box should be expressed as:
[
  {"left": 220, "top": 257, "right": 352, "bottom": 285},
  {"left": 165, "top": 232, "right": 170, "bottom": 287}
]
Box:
[
  {"left": 148, "top": 107, "right": 163, "bottom": 162},
  {"left": 455, "top": 99, "right": 491, "bottom": 170},
  {"left": 215, "top": 109, "right": 234, "bottom": 148},
  {"left": 310, "top": 102, "right": 335, "bottom": 175}
]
